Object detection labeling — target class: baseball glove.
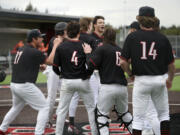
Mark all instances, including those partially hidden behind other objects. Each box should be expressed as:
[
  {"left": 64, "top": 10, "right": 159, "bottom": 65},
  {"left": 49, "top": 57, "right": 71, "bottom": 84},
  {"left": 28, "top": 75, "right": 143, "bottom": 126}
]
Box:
[{"left": 0, "top": 70, "right": 6, "bottom": 82}]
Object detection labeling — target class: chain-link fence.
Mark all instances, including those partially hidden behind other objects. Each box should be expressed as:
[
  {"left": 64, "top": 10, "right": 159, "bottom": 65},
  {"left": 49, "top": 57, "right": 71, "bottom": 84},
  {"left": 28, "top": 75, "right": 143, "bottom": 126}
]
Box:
[
  {"left": 167, "top": 35, "right": 180, "bottom": 58},
  {"left": 116, "top": 31, "right": 180, "bottom": 58}
]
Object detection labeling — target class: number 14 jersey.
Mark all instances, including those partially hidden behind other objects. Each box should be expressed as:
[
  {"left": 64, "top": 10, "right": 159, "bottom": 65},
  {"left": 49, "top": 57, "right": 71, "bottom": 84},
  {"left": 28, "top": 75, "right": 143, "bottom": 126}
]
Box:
[{"left": 121, "top": 30, "right": 174, "bottom": 76}]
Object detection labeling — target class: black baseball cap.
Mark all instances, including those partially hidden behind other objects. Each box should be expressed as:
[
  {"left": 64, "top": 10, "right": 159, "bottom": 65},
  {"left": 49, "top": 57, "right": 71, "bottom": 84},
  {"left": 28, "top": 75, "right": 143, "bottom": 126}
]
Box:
[
  {"left": 130, "top": 21, "right": 140, "bottom": 30},
  {"left": 54, "top": 22, "right": 67, "bottom": 31},
  {"left": 27, "top": 29, "right": 45, "bottom": 42},
  {"left": 139, "top": 6, "right": 155, "bottom": 17}
]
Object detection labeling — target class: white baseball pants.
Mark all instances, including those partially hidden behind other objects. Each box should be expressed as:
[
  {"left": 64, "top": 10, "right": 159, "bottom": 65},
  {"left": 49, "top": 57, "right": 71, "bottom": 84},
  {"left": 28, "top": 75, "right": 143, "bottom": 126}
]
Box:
[
  {"left": 97, "top": 84, "right": 132, "bottom": 135},
  {"left": 0, "top": 82, "right": 49, "bottom": 135},
  {"left": 132, "top": 74, "right": 169, "bottom": 130},
  {"left": 44, "top": 66, "right": 61, "bottom": 122},
  {"left": 56, "top": 78, "right": 97, "bottom": 135}
]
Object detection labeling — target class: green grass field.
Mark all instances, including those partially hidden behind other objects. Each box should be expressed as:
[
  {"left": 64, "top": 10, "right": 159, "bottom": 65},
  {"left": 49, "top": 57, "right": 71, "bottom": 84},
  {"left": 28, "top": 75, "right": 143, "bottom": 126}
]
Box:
[
  {"left": 175, "top": 58, "right": 180, "bottom": 69},
  {"left": 0, "top": 72, "right": 47, "bottom": 85}
]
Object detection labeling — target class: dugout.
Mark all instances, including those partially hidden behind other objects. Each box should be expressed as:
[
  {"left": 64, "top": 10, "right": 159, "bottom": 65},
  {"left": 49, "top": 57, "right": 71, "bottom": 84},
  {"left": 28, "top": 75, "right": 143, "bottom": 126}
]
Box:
[{"left": 0, "top": 9, "right": 80, "bottom": 56}]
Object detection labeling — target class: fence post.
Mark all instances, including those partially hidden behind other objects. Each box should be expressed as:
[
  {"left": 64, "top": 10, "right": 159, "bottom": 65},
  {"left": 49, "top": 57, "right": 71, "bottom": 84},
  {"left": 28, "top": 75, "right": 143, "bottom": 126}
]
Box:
[{"left": 8, "top": 50, "right": 12, "bottom": 74}]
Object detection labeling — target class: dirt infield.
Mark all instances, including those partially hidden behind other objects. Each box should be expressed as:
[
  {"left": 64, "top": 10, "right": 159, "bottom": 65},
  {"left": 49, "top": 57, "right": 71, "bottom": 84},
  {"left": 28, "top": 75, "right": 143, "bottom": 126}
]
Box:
[{"left": 0, "top": 83, "right": 180, "bottom": 134}]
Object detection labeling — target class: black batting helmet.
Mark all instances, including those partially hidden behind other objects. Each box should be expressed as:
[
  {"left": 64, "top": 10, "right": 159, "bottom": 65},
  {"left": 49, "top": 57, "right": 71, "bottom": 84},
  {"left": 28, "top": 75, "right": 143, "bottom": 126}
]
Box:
[{"left": 54, "top": 22, "right": 67, "bottom": 35}]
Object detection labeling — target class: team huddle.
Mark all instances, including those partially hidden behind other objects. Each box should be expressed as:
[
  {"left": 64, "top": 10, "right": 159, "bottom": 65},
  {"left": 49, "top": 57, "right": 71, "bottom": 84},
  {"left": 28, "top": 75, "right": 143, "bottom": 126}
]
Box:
[{"left": 0, "top": 6, "right": 175, "bottom": 135}]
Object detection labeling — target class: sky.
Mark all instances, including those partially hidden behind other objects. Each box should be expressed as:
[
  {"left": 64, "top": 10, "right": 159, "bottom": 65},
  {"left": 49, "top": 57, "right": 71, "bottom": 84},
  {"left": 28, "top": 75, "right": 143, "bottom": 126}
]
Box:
[{"left": 0, "top": 0, "right": 180, "bottom": 28}]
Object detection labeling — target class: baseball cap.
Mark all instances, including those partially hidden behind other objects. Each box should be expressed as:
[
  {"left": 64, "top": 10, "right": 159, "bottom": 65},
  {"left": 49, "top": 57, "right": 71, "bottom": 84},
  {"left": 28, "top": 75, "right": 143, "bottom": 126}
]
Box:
[
  {"left": 130, "top": 21, "right": 140, "bottom": 30},
  {"left": 138, "top": 6, "right": 155, "bottom": 17},
  {"left": 27, "top": 29, "right": 45, "bottom": 42},
  {"left": 54, "top": 22, "right": 67, "bottom": 31}
]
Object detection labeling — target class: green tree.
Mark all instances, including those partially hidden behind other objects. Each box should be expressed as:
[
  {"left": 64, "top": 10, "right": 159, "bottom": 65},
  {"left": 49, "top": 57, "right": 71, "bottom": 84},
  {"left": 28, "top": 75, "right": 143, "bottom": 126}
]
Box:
[
  {"left": 25, "top": 2, "right": 38, "bottom": 12},
  {"left": 160, "top": 25, "right": 180, "bottom": 35}
]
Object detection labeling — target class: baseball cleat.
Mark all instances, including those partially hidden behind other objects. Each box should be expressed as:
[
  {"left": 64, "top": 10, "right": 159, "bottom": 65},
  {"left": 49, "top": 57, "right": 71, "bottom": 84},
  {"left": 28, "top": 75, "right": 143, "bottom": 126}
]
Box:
[
  {"left": 67, "top": 125, "right": 80, "bottom": 135},
  {"left": 0, "top": 130, "right": 10, "bottom": 135}
]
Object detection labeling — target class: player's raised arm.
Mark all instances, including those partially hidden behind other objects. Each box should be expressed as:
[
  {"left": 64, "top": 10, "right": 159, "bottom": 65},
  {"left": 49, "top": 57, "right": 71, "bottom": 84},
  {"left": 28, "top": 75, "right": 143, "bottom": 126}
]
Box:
[{"left": 45, "top": 36, "right": 63, "bottom": 65}]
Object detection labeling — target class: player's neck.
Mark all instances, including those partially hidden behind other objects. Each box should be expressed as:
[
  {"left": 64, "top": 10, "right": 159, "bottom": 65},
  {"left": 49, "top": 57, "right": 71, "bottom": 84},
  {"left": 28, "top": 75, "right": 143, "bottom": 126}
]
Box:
[
  {"left": 140, "top": 26, "right": 154, "bottom": 31},
  {"left": 94, "top": 30, "right": 103, "bottom": 37},
  {"left": 29, "top": 42, "right": 37, "bottom": 48},
  {"left": 69, "top": 37, "right": 79, "bottom": 41}
]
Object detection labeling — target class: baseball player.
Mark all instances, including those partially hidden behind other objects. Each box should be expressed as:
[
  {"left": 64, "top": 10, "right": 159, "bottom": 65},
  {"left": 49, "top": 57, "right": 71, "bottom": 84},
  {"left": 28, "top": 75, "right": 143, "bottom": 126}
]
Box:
[
  {"left": 44, "top": 22, "right": 67, "bottom": 126},
  {"left": 91, "top": 16, "right": 105, "bottom": 48},
  {"left": 53, "top": 21, "right": 97, "bottom": 135},
  {"left": 66, "top": 17, "right": 97, "bottom": 134},
  {"left": 128, "top": 21, "right": 160, "bottom": 135},
  {"left": 44, "top": 22, "right": 82, "bottom": 133},
  {"left": 120, "top": 6, "right": 175, "bottom": 135},
  {"left": 0, "top": 29, "right": 62, "bottom": 135},
  {"left": 83, "top": 27, "right": 133, "bottom": 135},
  {"left": 88, "top": 16, "right": 105, "bottom": 106}
]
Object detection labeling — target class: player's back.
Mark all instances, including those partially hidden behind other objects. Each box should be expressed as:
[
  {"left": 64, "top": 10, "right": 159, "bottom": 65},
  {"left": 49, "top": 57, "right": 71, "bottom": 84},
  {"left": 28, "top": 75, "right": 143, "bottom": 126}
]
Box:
[
  {"left": 94, "top": 44, "right": 127, "bottom": 85},
  {"left": 124, "top": 30, "right": 174, "bottom": 76},
  {"left": 80, "top": 33, "right": 96, "bottom": 51},
  {"left": 54, "top": 40, "right": 90, "bottom": 79},
  {"left": 12, "top": 45, "right": 45, "bottom": 83}
]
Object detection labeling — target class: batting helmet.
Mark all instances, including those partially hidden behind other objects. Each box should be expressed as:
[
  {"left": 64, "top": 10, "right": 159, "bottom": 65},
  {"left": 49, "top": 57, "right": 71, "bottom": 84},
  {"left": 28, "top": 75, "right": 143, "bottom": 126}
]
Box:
[
  {"left": 0, "top": 70, "right": 6, "bottom": 82},
  {"left": 55, "top": 22, "right": 67, "bottom": 31}
]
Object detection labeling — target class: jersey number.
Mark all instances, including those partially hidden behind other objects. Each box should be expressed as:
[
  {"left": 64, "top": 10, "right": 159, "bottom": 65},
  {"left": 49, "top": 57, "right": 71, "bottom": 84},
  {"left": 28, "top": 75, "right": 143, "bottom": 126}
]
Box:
[
  {"left": 71, "top": 51, "right": 78, "bottom": 66},
  {"left": 140, "top": 41, "right": 157, "bottom": 60},
  {"left": 14, "top": 51, "right": 23, "bottom": 64},
  {"left": 116, "top": 51, "right": 121, "bottom": 66}
]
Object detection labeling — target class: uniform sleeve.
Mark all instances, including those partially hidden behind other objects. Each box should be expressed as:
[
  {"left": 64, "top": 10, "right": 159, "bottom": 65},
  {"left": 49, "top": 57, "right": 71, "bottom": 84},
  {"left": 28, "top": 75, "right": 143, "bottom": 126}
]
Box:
[
  {"left": 53, "top": 47, "right": 61, "bottom": 75},
  {"left": 121, "top": 34, "right": 132, "bottom": 61},
  {"left": 165, "top": 38, "right": 174, "bottom": 65},
  {"left": 47, "top": 37, "right": 54, "bottom": 56},
  {"left": 36, "top": 50, "right": 46, "bottom": 64},
  {"left": 90, "top": 38, "right": 97, "bottom": 52},
  {"left": 86, "top": 47, "right": 102, "bottom": 70}
]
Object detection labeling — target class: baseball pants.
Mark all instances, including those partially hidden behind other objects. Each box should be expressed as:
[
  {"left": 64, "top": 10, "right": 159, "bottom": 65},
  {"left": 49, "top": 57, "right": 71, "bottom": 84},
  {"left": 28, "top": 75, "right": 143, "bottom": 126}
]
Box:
[
  {"left": 143, "top": 99, "right": 160, "bottom": 135},
  {"left": 44, "top": 66, "right": 61, "bottom": 122},
  {"left": 132, "top": 74, "right": 169, "bottom": 130},
  {"left": 56, "top": 78, "right": 97, "bottom": 135},
  {"left": 0, "top": 82, "right": 49, "bottom": 135},
  {"left": 44, "top": 66, "right": 80, "bottom": 121},
  {"left": 68, "top": 92, "right": 79, "bottom": 117},
  {"left": 68, "top": 71, "right": 100, "bottom": 117},
  {"left": 89, "top": 71, "right": 100, "bottom": 105},
  {"left": 97, "top": 84, "right": 132, "bottom": 135}
]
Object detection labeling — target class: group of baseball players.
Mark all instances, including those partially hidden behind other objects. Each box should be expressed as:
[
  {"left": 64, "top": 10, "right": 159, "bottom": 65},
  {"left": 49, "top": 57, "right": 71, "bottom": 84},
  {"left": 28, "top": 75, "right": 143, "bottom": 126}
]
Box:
[{"left": 0, "top": 5, "right": 175, "bottom": 135}]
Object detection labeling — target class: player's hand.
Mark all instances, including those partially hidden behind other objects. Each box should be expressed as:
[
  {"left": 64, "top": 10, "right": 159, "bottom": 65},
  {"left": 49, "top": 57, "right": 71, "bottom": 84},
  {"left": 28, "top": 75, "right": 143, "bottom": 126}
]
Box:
[
  {"left": 40, "top": 64, "right": 47, "bottom": 71},
  {"left": 166, "top": 79, "right": 172, "bottom": 89},
  {"left": 53, "top": 36, "right": 63, "bottom": 48},
  {"left": 129, "top": 75, "right": 135, "bottom": 81},
  {"left": 82, "top": 43, "right": 92, "bottom": 54}
]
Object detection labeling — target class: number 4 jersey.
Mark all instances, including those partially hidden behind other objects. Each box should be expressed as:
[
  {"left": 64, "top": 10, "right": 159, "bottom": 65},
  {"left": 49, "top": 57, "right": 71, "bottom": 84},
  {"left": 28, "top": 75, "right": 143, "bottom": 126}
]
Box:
[
  {"left": 12, "top": 45, "right": 46, "bottom": 83},
  {"left": 121, "top": 29, "right": 174, "bottom": 76},
  {"left": 53, "top": 40, "right": 92, "bottom": 79}
]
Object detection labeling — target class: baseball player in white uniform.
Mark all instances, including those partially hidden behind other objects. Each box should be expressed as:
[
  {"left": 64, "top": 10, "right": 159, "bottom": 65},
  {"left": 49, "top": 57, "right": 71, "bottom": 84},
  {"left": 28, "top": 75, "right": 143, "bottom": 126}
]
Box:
[
  {"left": 128, "top": 21, "right": 160, "bottom": 135},
  {"left": 0, "top": 29, "right": 62, "bottom": 135},
  {"left": 120, "top": 6, "right": 175, "bottom": 135},
  {"left": 44, "top": 23, "right": 80, "bottom": 131},
  {"left": 53, "top": 21, "right": 97, "bottom": 135}
]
